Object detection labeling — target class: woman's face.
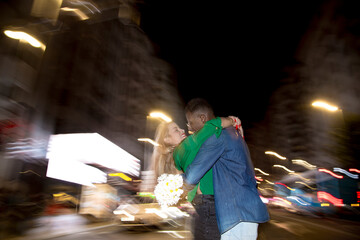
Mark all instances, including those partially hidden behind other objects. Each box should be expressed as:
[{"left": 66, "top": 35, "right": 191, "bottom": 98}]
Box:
[{"left": 164, "top": 122, "right": 186, "bottom": 147}]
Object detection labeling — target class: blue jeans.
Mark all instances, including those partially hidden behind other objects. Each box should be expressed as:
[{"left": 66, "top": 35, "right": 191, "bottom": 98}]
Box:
[{"left": 221, "top": 222, "right": 258, "bottom": 240}]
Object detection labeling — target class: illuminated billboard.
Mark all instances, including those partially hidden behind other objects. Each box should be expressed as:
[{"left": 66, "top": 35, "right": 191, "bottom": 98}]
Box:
[{"left": 46, "top": 133, "right": 140, "bottom": 186}]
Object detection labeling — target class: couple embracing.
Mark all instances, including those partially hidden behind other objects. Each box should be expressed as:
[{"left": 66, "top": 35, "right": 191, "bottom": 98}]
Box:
[{"left": 151, "top": 98, "right": 269, "bottom": 240}]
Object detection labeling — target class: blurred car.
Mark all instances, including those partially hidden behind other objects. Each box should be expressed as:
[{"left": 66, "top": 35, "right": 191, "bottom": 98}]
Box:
[
  {"left": 52, "top": 192, "right": 79, "bottom": 207},
  {"left": 113, "top": 195, "right": 190, "bottom": 230}
]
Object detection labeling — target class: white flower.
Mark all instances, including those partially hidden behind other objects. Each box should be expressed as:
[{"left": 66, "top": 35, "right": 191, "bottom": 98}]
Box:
[{"left": 154, "top": 174, "right": 184, "bottom": 207}]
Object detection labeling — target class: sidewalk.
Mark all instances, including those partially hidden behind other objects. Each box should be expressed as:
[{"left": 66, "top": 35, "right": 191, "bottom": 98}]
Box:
[{"left": 7, "top": 214, "right": 117, "bottom": 240}]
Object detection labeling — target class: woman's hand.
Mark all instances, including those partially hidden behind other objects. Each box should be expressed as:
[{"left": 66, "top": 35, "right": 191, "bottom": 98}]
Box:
[
  {"left": 220, "top": 117, "right": 234, "bottom": 128},
  {"left": 228, "top": 116, "right": 244, "bottom": 138},
  {"left": 220, "top": 116, "right": 244, "bottom": 138}
]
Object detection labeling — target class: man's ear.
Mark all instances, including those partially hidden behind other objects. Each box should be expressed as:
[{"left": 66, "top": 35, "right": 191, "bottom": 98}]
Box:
[{"left": 199, "top": 114, "right": 206, "bottom": 123}]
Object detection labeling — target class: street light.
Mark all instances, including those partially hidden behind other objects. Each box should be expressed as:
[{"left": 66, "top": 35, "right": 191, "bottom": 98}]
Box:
[
  {"left": 149, "top": 111, "right": 172, "bottom": 123},
  {"left": 311, "top": 100, "right": 339, "bottom": 112},
  {"left": 4, "top": 30, "right": 46, "bottom": 50}
]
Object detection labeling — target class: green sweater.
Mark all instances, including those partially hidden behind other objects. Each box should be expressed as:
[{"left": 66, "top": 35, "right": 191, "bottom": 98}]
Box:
[{"left": 173, "top": 117, "right": 223, "bottom": 202}]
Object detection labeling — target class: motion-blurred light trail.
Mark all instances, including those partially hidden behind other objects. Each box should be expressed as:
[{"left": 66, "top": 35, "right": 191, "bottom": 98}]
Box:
[
  {"left": 349, "top": 168, "right": 360, "bottom": 173},
  {"left": 61, "top": 7, "right": 89, "bottom": 20},
  {"left": 273, "top": 197, "right": 292, "bottom": 205},
  {"left": 287, "top": 196, "right": 310, "bottom": 206},
  {"left": 318, "top": 168, "right": 343, "bottom": 179},
  {"left": 138, "top": 138, "right": 160, "bottom": 146},
  {"left": 275, "top": 182, "right": 295, "bottom": 191},
  {"left": 273, "top": 164, "right": 295, "bottom": 173},
  {"left": 254, "top": 168, "right": 270, "bottom": 175},
  {"left": 4, "top": 30, "right": 45, "bottom": 50},
  {"left": 295, "top": 181, "right": 317, "bottom": 190},
  {"left": 292, "top": 159, "right": 316, "bottom": 169},
  {"left": 265, "top": 151, "right": 287, "bottom": 160},
  {"left": 317, "top": 191, "right": 343, "bottom": 205},
  {"left": 311, "top": 100, "right": 339, "bottom": 112},
  {"left": 265, "top": 179, "right": 274, "bottom": 184},
  {"left": 333, "top": 167, "right": 358, "bottom": 179},
  {"left": 149, "top": 112, "right": 172, "bottom": 122}
]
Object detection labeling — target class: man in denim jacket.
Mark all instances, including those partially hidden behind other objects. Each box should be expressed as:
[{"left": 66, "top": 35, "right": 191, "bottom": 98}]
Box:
[{"left": 184, "top": 98, "right": 269, "bottom": 240}]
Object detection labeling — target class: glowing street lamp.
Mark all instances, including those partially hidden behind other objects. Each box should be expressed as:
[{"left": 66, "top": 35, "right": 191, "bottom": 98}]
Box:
[
  {"left": 4, "top": 30, "right": 45, "bottom": 50},
  {"left": 311, "top": 100, "right": 339, "bottom": 112},
  {"left": 149, "top": 112, "right": 172, "bottom": 123}
]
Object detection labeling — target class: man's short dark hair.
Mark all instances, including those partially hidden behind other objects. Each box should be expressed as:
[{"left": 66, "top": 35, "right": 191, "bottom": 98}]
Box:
[{"left": 185, "top": 98, "right": 214, "bottom": 116}]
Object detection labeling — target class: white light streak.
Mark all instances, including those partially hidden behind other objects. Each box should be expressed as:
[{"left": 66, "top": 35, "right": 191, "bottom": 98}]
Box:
[
  {"left": 138, "top": 138, "right": 160, "bottom": 146},
  {"left": 265, "top": 180, "right": 274, "bottom": 185},
  {"left": 260, "top": 196, "right": 269, "bottom": 204},
  {"left": 157, "top": 230, "right": 186, "bottom": 239},
  {"left": 312, "top": 100, "right": 339, "bottom": 112},
  {"left": 287, "top": 196, "right": 310, "bottom": 206},
  {"left": 4, "top": 30, "right": 45, "bottom": 50},
  {"left": 61, "top": 7, "right": 89, "bottom": 20},
  {"left": 254, "top": 168, "right": 270, "bottom": 176},
  {"left": 113, "top": 210, "right": 135, "bottom": 221},
  {"left": 273, "top": 164, "right": 295, "bottom": 173},
  {"left": 265, "top": 151, "right": 287, "bottom": 160},
  {"left": 333, "top": 167, "right": 359, "bottom": 179},
  {"left": 292, "top": 159, "right": 316, "bottom": 169},
  {"left": 145, "top": 208, "right": 168, "bottom": 219},
  {"left": 149, "top": 112, "right": 172, "bottom": 122}
]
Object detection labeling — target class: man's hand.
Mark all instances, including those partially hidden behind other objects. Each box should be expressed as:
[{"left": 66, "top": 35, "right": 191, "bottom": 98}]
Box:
[{"left": 181, "top": 174, "right": 197, "bottom": 192}]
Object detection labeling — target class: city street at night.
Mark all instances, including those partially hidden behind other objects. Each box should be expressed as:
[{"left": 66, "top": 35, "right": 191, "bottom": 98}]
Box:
[
  {"left": 9, "top": 208, "right": 360, "bottom": 240},
  {"left": 1, "top": 0, "right": 360, "bottom": 240}
]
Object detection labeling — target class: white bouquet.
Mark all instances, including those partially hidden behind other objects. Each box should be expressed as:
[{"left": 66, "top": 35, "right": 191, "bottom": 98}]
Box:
[{"left": 154, "top": 173, "right": 184, "bottom": 207}]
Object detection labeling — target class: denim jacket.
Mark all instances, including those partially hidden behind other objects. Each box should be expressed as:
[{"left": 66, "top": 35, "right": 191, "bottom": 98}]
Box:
[{"left": 184, "top": 127, "right": 270, "bottom": 234}]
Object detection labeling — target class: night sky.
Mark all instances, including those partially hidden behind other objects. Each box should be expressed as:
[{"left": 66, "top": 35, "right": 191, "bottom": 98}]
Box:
[{"left": 140, "top": 1, "right": 323, "bottom": 124}]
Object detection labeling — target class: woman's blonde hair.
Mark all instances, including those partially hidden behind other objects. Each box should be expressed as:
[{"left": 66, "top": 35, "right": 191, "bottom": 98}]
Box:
[{"left": 150, "top": 122, "right": 182, "bottom": 180}]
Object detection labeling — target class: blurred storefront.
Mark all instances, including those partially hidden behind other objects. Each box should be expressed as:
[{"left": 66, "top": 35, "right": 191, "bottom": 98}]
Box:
[
  {"left": 0, "top": 0, "right": 184, "bottom": 186},
  {"left": 0, "top": 2, "right": 185, "bottom": 236}
]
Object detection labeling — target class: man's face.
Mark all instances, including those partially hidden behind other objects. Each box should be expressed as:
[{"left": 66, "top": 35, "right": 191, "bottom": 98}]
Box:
[{"left": 186, "top": 111, "right": 205, "bottom": 133}]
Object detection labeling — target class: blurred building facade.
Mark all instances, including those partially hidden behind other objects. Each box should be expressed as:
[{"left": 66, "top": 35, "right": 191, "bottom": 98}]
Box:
[
  {"left": 0, "top": 0, "right": 185, "bottom": 184},
  {"left": 248, "top": 0, "right": 360, "bottom": 178}
]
